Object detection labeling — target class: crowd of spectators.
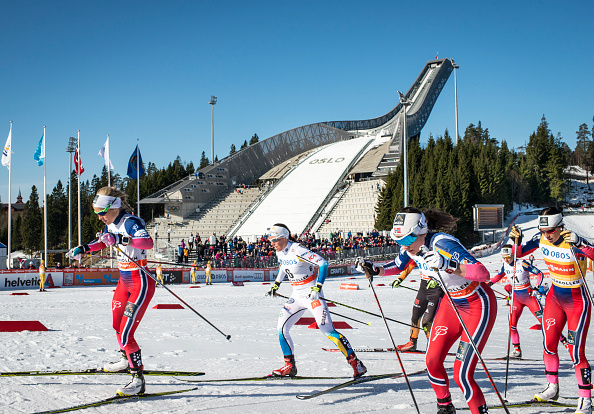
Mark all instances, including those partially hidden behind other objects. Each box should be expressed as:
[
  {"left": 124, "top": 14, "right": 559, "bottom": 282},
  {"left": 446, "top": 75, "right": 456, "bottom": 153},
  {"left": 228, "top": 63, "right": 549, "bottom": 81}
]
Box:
[{"left": 174, "top": 230, "right": 399, "bottom": 269}]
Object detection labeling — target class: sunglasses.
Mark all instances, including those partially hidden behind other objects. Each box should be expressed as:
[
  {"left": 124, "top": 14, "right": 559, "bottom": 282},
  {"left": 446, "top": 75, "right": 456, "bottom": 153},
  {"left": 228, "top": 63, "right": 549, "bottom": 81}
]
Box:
[
  {"left": 94, "top": 201, "right": 114, "bottom": 216},
  {"left": 541, "top": 227, "right": 558, "bottom": 235},
  {"left": 396, "top": 233, "right": 418, "bottom": 247},
  {"left": 269, "top": 237, "right": 283, "bottom": 243}
]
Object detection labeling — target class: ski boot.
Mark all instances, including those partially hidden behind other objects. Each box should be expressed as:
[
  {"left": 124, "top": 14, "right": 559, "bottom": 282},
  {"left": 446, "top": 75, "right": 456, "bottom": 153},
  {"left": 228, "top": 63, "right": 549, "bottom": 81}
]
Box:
[
  {"left": 116, "top": 369, "right": 145, "bottom": 396},
  {"left": 510, "top": 344, "right": 522, "bottom": 358},
  {"left": 576, "top": 397, "right": 592, "bottom": 414},
  {"left": 103, "top": 349, "right": 129, "bottom": 372},
  {"left": 271, "top": 355, "right": 297, "bottom": 377},
  {"left": 534, "top": 382, "right": 560, "bottom": 401},
  {"left": 397, "top": 337, "right": 417, "bottom": 352},
  {"left": 437, "top": 402, "right": 456, "bottom": 413},
  {"left": 347, "top": 353, "right": 367, "bottom": 378}
]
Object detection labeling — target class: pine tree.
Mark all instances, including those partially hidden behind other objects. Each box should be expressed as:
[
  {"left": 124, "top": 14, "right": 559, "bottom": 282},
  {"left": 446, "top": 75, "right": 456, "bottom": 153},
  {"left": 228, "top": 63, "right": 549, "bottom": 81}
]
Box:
[
  {"left": 525, "top": 116, "right": 552, "bottom": 204},
  {"left": 230, "top": 144, "right": 236, "bottom": 155},
  {"left": 199, "top": 151, "right": 209, "bottom": 168},
  {"left": 575, "top": 123, "right": 592, "bottom": 184},
  {"left": 249, "top": 134, "right": 259, "bottom": 145},
  {"left": 13, "top": 215, "right": 22, "bottom": 251},
  {"left": 546, "top": 133, "right": 567, "bottom": 204},
  {"left": 47, "top": 180, "right": 68, "bottom": 249}
]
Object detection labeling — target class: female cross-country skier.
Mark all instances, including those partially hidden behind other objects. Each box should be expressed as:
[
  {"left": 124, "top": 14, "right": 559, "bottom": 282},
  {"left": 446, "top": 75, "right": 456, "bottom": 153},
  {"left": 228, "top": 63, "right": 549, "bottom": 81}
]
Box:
[
  {"left": 67, "top": 187, "right": 155, "bottom": 396},
  {"left": 357, "top": 207, "right": 496, "bottom": 414},
  {"left": 488, "top": 244, "right": 569, "bottom": 358},
  {"left": 488, "top": 244, "right": 545, "bottom": 358},
  {"left": 509, "top": 207, "right": 593, "bottom": 414},
  {"left": 266, "top": 223, "right": 367, "bottom": 378}
]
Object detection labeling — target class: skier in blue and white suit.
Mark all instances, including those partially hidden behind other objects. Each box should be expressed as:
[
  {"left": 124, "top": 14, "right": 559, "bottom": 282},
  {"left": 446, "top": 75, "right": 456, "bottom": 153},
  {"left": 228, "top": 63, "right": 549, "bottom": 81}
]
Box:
[{"left": 266, "top": 223, "right": 367, "bottom": 378}]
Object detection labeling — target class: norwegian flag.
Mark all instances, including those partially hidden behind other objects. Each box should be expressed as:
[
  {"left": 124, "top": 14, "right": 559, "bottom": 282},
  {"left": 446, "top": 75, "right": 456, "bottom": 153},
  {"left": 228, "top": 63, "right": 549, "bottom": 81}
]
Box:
[{"left": 74, "top": 138, "right": 84, "bottom": 175}]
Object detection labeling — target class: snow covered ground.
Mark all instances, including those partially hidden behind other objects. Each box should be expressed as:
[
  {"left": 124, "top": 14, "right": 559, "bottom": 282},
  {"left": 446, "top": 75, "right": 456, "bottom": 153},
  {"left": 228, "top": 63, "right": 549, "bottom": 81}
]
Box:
[{"left": 2, "top": 212, "right": 594, "bottom": 413}]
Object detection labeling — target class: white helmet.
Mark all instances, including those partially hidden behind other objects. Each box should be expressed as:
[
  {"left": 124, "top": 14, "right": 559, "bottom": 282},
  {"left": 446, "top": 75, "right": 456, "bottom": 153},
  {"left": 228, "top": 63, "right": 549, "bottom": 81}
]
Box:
[{"left": 390, "top": 212, "right": 428, "bottom": 243}]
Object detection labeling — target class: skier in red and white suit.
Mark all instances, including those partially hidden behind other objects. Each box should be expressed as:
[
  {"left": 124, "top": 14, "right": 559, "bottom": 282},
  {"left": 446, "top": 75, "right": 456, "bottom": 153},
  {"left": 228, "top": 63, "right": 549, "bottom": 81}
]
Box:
[
  {"left": 364, "top": 208, "right": 496, "bottom": 414},
  {"left": 488, "top": 244, "right": 546, "bottom": 358},
  {"left": 510, "top": 207, "right": 594, "bottom": 414},
  {"left": 266, "top": 223, "right": 366, "bottom": 379},
  {"left": 67, "top": 187, "right": 155, "bottom": 396}
]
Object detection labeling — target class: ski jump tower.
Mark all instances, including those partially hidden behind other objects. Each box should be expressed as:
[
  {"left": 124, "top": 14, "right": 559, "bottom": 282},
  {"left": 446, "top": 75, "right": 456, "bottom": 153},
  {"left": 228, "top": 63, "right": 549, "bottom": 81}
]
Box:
[{"left": 141, "top": 58, "right": 454, "bottom": 221}]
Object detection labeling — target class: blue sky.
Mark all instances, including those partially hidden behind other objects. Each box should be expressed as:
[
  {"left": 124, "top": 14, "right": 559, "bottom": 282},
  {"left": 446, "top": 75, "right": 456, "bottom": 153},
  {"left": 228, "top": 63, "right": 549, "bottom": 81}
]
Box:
[{"left": 1, "top": 1, "right": 593, "bottom": 204}]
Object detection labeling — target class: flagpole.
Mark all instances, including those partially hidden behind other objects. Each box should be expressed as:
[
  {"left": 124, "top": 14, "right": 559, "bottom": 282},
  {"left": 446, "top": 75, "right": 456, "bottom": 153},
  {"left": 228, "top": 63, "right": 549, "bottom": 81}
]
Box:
[
  {"left": 107, "top": 134, "right": 111, "bottom": 187},
  {"left": 77, "top": 130, "right": 81, "bottom": 247},
  {"left": 7, "top": 121, "right": 12, "bottom": 269},
  {"left": 107, "top": 134, "right": 112, "bottom": 269},
  {"left": 43, "top": 126, "right": 47, "bottom": 266},
  {"left": 136, "top": 139, "right": 140, "bottom": 218}
]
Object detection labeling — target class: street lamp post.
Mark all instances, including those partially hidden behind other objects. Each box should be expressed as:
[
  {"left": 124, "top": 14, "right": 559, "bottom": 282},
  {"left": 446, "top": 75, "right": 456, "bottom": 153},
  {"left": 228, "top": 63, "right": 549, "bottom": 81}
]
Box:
[
  {"left": 398, "top": 91, "right": 411, "bottom": 207},
  {"left": 66, "top": 137, "right": 77, "bottom": 265},
  {"left": 451, "top": 59, "right": 460, "bottom": 144},
  {"left": 209, "top": 95, "right": 217, "bottom": 164}
]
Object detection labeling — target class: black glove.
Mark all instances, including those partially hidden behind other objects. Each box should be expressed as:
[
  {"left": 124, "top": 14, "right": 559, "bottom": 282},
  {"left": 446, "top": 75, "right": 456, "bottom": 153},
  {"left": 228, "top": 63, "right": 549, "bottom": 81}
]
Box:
[
  {"left": 308, "top": 283, "right": 322, "bottom": 301},
  {"left": 390, "top": 278, "right": 402, "bottom": 288},
  {"left": 266, "top": 281, "right": 281, "bottom": 297}
]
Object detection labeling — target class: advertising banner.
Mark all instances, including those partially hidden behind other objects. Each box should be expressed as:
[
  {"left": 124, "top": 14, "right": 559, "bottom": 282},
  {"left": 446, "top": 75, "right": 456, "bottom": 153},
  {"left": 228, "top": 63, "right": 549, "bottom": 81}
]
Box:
[
  {"left": 232, "top": 269, "right": 265, "bottom": 282},
  {"left": 0, "top": 264, "right": 353, "bottom": 291},
  {"left": 328, "top": 265, "right": 349, "bottom": 277},
  {"left": 72, "top": 269, "right": 120, "bottom": 286},
  {"left": 2, "top": 271, "right": 47, "bottom": 290}
]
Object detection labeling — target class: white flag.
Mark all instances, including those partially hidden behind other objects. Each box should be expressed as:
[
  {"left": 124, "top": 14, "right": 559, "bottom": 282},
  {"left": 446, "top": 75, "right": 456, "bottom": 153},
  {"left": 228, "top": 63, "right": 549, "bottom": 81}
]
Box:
[
  {"left": 98, "top": 137, "right": 114, "bottom": 170},
  {"left": 2, "top": 125, "right": 12, "bottom": 168}
]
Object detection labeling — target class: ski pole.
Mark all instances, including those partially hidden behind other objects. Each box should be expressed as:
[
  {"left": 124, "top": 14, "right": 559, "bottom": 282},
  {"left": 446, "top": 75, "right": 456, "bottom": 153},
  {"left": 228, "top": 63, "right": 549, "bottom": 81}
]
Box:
[
  {"left": 363, "top": 270, "right": 420, "bottom": 414},
  {"left": 504, "top": 246, "right": 518, "bottom": 399},
  {"left": 491, "top": 288, "right": 510, "bottom": 299},
  {"left": 112, "top": 245, "right": 231, "bottom": 341},
  {"left": 429, "top": 265, "right": 510, "bottom": 414},
  {"left": 396, "top": 284, "right": 419, "bottom": 293},
  {"left": 275, "top": 293, "right": 370, "bottom": 326},
  {"left": 319, "top": 295, "right": 422, "bottom": 330},
  {"left": 569, "top": 245, "right": 594, "bottom": 306}
]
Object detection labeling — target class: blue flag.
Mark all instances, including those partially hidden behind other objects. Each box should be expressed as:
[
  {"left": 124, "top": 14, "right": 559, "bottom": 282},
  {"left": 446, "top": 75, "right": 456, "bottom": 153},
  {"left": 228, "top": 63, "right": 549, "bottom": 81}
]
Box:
[
  {"left": 127, "top": 144, "right": 145, "bottom": 179},
  {"left": 33, "top": 133, "right": 45, "bottom": 166}
]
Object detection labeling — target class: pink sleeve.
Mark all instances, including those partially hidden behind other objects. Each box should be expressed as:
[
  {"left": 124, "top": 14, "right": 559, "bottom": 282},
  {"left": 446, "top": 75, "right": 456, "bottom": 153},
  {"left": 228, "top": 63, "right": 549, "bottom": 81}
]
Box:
[
  {"left": 130, "top": 237, "right": 154, "bottom": 250},
  {"left": 577, "top": 245, "right": 594, "bottom": 261},
  {"left": 489, "top": 270, "right": 504, "bottom": 285},
  {"left": 464, "top": 262, "right": 490, "bottom": 282},
  {"left": 87, "top": 240, "right": 107, "bottom": 252}
]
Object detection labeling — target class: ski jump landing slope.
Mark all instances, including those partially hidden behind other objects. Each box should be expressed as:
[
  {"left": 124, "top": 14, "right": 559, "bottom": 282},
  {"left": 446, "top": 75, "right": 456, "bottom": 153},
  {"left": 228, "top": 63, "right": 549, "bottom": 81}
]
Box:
[{"left": 235, "top": 137, "right": 373, "bottom": 239}]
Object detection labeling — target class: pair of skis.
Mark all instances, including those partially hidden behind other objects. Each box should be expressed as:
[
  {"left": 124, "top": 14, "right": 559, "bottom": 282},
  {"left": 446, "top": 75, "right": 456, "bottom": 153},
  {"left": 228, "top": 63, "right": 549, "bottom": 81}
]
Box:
[
  {"left": 322, "top": 347, "right": 457, "bottom": 356},
  {"left": 23, "top": 368, "right": 427, "bottom": 412},
  {"left": 460, "top": 399, "right": 577, "bottom": 410},
  {"left": 0, "top": 368, "right": 205, "bottom": 377}
]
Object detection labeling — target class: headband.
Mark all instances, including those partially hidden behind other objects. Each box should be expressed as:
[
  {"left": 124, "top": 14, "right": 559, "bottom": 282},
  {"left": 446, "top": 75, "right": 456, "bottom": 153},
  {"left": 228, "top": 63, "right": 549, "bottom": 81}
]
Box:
[
  {"left": 93, "top": 195, "right": 122, "bottom": 209},
  {"left": 538, "top": 213, "right": 563, "bottom": 230},
  {"left": 501, "top": 247, "right": 513, "bottom": 257},
  {"left": 267, "top": 225, "right": 290, "bottom": 240}
]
